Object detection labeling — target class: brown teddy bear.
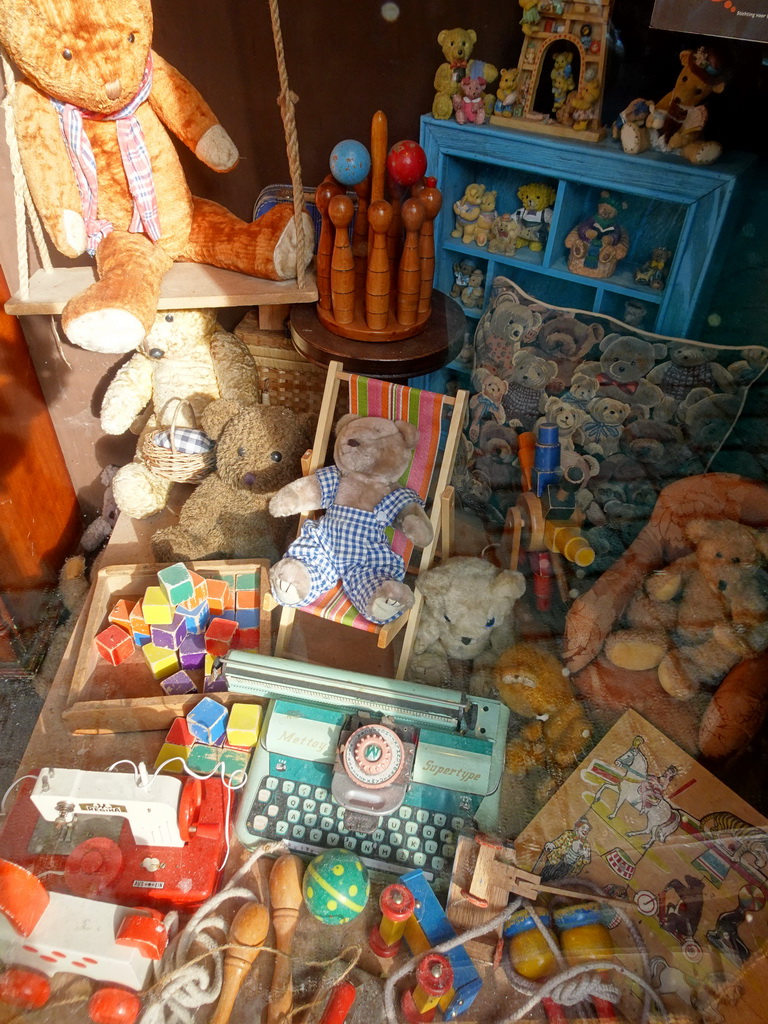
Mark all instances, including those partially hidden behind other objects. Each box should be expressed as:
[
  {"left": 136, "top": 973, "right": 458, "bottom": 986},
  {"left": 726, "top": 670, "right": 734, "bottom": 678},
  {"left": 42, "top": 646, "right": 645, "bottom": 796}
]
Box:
[
  {"left": 268, "top": 415, "right": 433, "bottom": 625},
  {"left": 151, "top": 399, "right": 312, "bottom": 563},
  {"left": 405, "top": 556, "right": 526, "bottom": 690},
  {"left": 605, "top": 518, "right": 768, "bottom": 700},
  {"left": 0, "top": 0, "right": 312, "bottom": 350},
  {"left": 494, "top": 642, "right": 593, "bottom": 793}
]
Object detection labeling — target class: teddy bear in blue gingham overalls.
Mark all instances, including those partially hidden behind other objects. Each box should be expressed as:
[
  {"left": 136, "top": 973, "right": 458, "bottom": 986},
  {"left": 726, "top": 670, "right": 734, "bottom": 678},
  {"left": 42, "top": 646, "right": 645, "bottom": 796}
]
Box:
[{"left": 278, "top": 466, "right": 423, "bottom": 624}]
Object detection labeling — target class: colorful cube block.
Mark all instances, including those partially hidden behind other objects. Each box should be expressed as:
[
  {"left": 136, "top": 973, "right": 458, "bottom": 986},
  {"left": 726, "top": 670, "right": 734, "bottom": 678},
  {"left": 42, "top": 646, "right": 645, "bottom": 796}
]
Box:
[
  {"left": 166, "top": 717, "right": 195, "bottom": 746},
  {"left": 142, "top": 643, "right": 179, "bottom": 681},
  {"left": 133, "top": 631, "right": 151, "bottom": 648},
  {"left": 203, "top": 672, "right": 229, "bottom": 693},
  {"left": 186, "top": 696, "right": 228, "bottom": 744},
  {"left": 235, "top": 589, "right": 259, "bottom": 609},
  {"left": 205, "top": 616, "right": 239, "bottom": 657},
  {"left": 218, "top": 747, "right": 251, "bottom": 778},
  {"left": 129, "top": 599, "right": 149, "bottom": 636},
  {"left": 186, "top": 743, "right": 221, "bottom": 773},
  {"left": 154, "top": 743, "right": 189, "bottom": 773},
  {"left": 205, "top": 652, "right": 216, "bottom": 676},
  {"left": 150, "top": 613, "right": 188, "bottom": 651},
  {"left": 234, "top": 571, "right": 258, "bottom": 590},
  {"left": 205, "top": 578, "right": 233, "bottom": 614},
  {"left": 178, "top": 632, "right": 206, "bottom": 671},
  {"left": 226, "top": 703, "right": 263, "bottom": 748},
  {"left": 189, "top": 570, "right": 209, "bottom": 605},
  {"left": 178, "top": 598, "right": 210, "bottom": 635},
  {"left": 233, "top": 627, "right": 260, "bottom": 651},
  {"left": 160, "top": 670, "right": 197, "bottom": 696},
  {"left": 143, "top": 586, "right": 174, "bottom": 625},
  {"left": 108, "top": 599, "right": 133, "bottom": 632},
  {"left": 95, "top": 624, "right": 135, "bottom": 666},
  {"left": 234, "top": 607, "right": 259, "bottom": 629},
  {"left": 157, "top": 562, "right": 195, "bottom": 606}
]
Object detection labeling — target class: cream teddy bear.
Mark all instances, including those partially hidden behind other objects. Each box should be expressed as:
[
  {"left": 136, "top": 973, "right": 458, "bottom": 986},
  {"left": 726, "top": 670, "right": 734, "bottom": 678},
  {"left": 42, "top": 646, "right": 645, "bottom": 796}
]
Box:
[
  {"left": 101, "top": 308, "right": 259, "bottom": 519},
  {"left": 406, "top": 557, "right": 526, "bottom": 691}
]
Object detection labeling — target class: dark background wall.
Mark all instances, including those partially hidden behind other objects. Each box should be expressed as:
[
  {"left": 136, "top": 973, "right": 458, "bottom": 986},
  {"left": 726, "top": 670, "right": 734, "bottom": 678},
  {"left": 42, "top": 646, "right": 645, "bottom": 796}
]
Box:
[{"left": 1, "top": 0, "right": 766, "bottom": 515}]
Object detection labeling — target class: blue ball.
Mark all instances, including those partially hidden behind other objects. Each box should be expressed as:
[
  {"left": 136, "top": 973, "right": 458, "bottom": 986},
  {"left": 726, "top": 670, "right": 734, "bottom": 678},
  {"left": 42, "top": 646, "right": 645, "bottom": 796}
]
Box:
[{"left": 330, "top": 140, "right": 371, "bottom": 186}]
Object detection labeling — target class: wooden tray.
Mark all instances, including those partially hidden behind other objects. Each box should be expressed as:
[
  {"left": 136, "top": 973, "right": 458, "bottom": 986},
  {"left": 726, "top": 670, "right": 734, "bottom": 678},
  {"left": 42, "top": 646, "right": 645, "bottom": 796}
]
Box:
[{"left": 63, "top": 560, "right": 271, "bottom": 735}]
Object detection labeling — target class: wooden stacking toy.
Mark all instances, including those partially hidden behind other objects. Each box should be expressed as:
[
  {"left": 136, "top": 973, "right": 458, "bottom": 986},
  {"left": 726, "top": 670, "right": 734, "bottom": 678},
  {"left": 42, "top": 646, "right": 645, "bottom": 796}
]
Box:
[{"left": 316, "top": 112, "right": 442, "bottom": 343}]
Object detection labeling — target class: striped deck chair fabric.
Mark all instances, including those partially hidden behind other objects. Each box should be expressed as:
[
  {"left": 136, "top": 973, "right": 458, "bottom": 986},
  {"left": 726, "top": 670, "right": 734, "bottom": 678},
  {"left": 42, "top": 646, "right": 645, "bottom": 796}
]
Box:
[{"left": 301, "top": 374, "right": 448, "bottom": 632}]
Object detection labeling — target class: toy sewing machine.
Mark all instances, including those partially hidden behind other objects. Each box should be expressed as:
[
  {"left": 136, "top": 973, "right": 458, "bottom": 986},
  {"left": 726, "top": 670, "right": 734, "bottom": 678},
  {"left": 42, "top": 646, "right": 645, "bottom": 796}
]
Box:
[
  {"left": 224, "top": 652, "right": 508, "bottom": 884},
  {"left": 0, "top": 765, "right": 231, "bottom": 908}
]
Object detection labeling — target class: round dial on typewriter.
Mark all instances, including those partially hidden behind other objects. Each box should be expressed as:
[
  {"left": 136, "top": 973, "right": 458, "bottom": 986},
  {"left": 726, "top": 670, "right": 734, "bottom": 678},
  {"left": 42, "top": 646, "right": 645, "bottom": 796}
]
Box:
[{"left": 344, "top": 725, "right": 405, "bottom": 788}]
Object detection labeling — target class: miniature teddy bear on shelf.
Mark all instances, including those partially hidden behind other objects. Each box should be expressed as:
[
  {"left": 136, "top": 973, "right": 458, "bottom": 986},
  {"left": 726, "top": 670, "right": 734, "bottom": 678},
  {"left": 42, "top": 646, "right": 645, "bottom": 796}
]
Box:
[
  {"left": 565, "top": 191, "right": 629, "bottom": 279},
  {"left": 269, "top": 415, "right": 433, "bottom": 625},
  {"left": 473, "top": 190, "right": 498, "bottom": 248},
  {"left": 494, "top": 67, "right": 520, "bottom": 118},
  {"left": 604, "top": 518, "right": 768, "bottom": 701},
  {"left": 453, "top": 76, "right": 487, "bottom": 125},
  {"left": 556, "top": 76, "right": 602, "bottom": 132},
  {"left": 452, "top": 182, "right": 486, "bottom": 245},
  {"left": 406, "top": 556, "right": 526, "bottom": 692},
  {"left": 469, "top": 368, "right": 508, "bottom": 442},
  {"left": 550, "top": 52, "right": 575, "bottom": 113},
  {"left": 432, "top": 27, "right": 498, "bottom": 121},
  {"left": 512, "top": 183, "right": 557, "bottom": 253},
  {"left": 0, "top": 0, "right": 312, "bottom": 350},
  {"left": 617, "top": 47, "right": 729, "bottom": 165}
]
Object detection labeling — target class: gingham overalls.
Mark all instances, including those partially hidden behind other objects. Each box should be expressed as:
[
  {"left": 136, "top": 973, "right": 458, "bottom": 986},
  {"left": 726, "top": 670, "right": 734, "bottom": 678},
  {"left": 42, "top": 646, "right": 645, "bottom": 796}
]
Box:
[{"left": 282, "top": 466, "right": 424, "bottom": 623}]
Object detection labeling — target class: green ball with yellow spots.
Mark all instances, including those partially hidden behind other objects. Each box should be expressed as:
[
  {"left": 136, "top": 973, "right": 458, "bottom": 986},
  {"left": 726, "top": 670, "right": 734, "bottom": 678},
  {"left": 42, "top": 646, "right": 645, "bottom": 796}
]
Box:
[{"left": 303, "top": 850, "right": 370, "bottom": 925}]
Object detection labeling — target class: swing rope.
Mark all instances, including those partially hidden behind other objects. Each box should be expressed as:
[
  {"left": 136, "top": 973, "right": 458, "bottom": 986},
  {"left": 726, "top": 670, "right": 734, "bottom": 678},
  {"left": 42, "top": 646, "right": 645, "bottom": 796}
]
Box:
[
  {"left": 1, "top": 46, "right": 54, "bottom": 301},
  {"left": 268, "top": 0, "right": 309, "bottom": 290}
]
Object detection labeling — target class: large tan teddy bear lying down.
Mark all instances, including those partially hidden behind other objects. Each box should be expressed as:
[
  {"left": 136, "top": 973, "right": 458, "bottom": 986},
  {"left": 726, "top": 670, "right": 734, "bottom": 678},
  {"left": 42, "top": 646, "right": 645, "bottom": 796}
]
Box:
[{"left": 0, "top": 0, "right": 312, "bottom": 351}]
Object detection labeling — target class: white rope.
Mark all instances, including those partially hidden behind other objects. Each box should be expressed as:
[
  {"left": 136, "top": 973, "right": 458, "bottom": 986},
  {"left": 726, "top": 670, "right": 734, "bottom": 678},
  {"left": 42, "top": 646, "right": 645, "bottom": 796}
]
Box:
[
  {"left": 138, "top": 842, "right": 284, "bottom": 1024},
  {"left": 0, "top": 45, "right": 54, "bottom": 302}
]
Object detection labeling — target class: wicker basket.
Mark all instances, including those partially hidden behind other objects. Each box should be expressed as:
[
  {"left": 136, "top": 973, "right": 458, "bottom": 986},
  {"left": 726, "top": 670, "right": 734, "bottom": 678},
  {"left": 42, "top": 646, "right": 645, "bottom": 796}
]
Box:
[
  {"left": 235, "top": 310, "right": 329, "bottom": 417},
  {"left": 140, "top": 400, "right": 216, "bottom": 484}
]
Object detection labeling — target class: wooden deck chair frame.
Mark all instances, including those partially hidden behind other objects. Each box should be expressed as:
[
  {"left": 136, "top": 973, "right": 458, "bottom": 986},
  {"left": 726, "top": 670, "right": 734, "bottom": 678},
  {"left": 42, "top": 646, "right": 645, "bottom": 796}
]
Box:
[{"left": 271, "top": 360, "right": 469, "bottom": 679}]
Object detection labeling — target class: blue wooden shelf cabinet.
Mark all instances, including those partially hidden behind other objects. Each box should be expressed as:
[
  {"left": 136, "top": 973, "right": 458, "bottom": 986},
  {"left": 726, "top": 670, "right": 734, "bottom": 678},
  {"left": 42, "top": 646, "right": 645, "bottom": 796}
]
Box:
[{"left": 420, "top": 115, "right": 755, "bottom": 340}]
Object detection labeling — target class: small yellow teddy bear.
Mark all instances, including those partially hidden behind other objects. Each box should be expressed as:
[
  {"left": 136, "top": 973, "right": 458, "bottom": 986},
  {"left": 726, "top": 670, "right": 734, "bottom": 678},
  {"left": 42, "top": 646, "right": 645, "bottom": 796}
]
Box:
[{"left": 433, "top": 27, "right": 498, "bottom": 120}]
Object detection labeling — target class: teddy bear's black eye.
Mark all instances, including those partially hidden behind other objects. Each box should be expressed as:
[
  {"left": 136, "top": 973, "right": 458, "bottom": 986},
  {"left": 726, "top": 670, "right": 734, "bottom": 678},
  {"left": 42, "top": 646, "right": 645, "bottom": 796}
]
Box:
[
  {"left": 485, "top": 617, "right": 495, "bottom": 628},
  {"left": 164, "top": 313, "right": 174, "bottom": 322},
  {"left": 715, "top": 551, "right": 723, "bottom": 559},
  {"left": 444, "top": 613, "right": 451, "bottom": 623},
  {"left": 732, "top": 556, "right": 741, "bottom": 564},
  {"left": 270, "top": 451, "right": 282, "bottom": 462},
  {"left": 128, "top": 33, "right": 135, "bottom": 42},
  {"left": 237, "top": 446, "right": 246, "bottom": 457},
  {"left": 62, "top": 48, "right": 73, "bottom": 61}
]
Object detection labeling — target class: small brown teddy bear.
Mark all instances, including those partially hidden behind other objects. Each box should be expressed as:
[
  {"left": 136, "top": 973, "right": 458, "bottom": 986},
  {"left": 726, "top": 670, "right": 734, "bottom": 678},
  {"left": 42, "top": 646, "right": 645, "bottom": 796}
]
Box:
[
  {"left": 605, "top": 517, "right": 768, "bottom": 700},
  {"left": 151, "top": 399, "right": 312, "bottom": 563},
  {"left": 269, "top": 415, "right": 433, "bottom": 625},
  {"left": 495, "top": 642, "right": 593, "bottom": 791},
  {"left": 406, "top": 556, "right": 526, "bottom": 690}
]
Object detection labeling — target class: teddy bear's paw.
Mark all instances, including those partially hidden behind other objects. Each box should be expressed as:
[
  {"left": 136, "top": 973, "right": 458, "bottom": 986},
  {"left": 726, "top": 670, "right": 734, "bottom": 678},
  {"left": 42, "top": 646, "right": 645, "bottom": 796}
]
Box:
[
  {"left": 272, "top": 212, "right": 315, "bottom": 280},
  {"left": 368, "top": 581, "right": 414, "bottom": 624},
  {"left": 65, "top": 308, "right": 147, "bottom": 353},
  {"left": 620, "top": 122, "right": 648, "bottom": 155},
  {"left": 657, "top": 651, "right": 699, "bottom": 700},
  {"left": 112, "top": 463, "right": 173, "bottom": 520},
  {"left": 406, "top": 651, "right": 451, "bottom": 687},
  {"left": 61, "top": 209, "right": 88, "bottom": 257},
  {"left": 196, "top": 124, "right": 239, "bottom": 172},
  {"left": 269, "top": 558, "right": 311, "bottom": 607},
  {"left": 605, "top": 629, "right": 667, "bottom": 671}
]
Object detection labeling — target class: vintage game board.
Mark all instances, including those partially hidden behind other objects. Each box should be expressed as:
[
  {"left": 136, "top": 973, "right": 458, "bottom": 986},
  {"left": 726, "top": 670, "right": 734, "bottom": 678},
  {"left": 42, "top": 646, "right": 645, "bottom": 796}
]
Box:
[{"left": 515, "top": 710, "right": 768, "bottom": 1021}]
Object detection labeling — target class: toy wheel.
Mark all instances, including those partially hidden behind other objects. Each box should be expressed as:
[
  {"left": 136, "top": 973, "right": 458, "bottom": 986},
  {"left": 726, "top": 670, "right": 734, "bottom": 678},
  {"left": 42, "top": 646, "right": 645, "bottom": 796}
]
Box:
[
  {"left": 0, "top": 968, "right": 51, "bottom": 1009},
  {"left": 0, "top": 859, "right": 49, "bottom": 936},
  {"left": 177, "top": 777, "right": 203, "bottom": 841},
  {"left": 88, "top": 987, "right": 141, "bottom": 1024},
  {"left": 65, "top": 837, "right": 124, "bottom": 897}
]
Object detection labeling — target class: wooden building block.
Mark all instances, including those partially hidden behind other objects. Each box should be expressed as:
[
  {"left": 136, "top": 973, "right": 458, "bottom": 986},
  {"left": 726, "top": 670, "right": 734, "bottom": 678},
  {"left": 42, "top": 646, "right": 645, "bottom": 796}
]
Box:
[
  {"left": 226, "top": 703, "right": 263, "bottom": 748},
  {"left": 157, "top": 562, "right": 195, "bottom": 606},
  {"left": 205, "top": 616, "right": 239, "bottom": 657},
  {"left": 160, "top": 670, "right": 197, "bottom": 696},
  {"left": 186, "top": 696, "right": 228, "bottom": 744},
  {"left": 142, "top": 643, "right": 179, "bottom": 680},
  {"left": 108, "top": 599, "right": 133, "bottom": 632},
  {"left": 150, "top": 613, "right": 188, "bottom": 651},
  {"left": 205, "top": 579, "right": 233, "bottom": 614},
  {"left": 94, "top": 625, "right": 135, "bottom": 666},
  {"left": 142, "top": 586, "right": 174, "bottom": 625}
]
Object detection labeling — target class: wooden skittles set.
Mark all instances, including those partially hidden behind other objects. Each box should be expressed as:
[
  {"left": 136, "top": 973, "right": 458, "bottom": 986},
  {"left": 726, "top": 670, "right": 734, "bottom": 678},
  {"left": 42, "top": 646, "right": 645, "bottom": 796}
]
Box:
[{"left": 317, "top": 111, "right": 442, "bottom": 343}]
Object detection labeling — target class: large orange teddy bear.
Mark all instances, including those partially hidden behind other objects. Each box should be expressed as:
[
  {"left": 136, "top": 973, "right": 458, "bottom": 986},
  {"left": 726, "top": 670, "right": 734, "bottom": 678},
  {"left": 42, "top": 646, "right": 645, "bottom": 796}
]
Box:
[{"left": 0, "top": 0, "right": 312, "bottom": 351}]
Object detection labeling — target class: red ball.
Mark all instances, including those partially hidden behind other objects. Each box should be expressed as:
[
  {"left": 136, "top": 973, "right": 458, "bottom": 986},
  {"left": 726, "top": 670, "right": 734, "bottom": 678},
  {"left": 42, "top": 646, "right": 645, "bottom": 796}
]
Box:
[
  {"left": 386, "top": 140, "right": 427, "bottom": 187},
  {"left": 89, "top": 987, "right": 141, "bottom": 1024}
]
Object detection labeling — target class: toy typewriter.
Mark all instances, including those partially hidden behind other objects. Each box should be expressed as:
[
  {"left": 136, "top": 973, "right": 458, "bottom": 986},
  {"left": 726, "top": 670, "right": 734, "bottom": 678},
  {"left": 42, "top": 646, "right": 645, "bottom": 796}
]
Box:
[{"left": 224, "top": 652, "right": 509, "bottom": 882}]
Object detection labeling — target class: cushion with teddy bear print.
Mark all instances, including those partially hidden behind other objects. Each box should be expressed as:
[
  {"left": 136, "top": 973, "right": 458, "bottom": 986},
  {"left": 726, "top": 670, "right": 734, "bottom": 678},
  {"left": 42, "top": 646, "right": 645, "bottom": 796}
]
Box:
[{"left": 459, "top": 275, "right": 768, "bottom": 576}]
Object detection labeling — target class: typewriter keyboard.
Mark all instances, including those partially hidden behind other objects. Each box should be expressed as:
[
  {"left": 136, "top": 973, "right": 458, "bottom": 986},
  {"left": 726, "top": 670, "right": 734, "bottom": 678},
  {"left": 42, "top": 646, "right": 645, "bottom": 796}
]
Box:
[{"left": 242, "top": 775, "right": 467, "bottom": 880}]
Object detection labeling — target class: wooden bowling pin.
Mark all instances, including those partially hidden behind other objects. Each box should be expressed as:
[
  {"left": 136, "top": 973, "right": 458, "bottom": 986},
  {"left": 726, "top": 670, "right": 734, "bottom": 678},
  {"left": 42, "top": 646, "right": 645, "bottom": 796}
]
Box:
[
  {"left": 353, "top": 175, "right": 371, "bottom": 286},
  {"left": 417, "top": 178, "right": 442, "bottom": 317},
  {"left": 210, "top": 902, "right": 269, "bottom": 1024},
  {"left": 266, "top": 853, "right": 305, "bottom": 1024},
  {"left": 386, "top": 176, "right": 406, "bottom": 284},
  {"left": 366, "top": 199, "right": 393, "bottom": 331},
  {"left": 397, "top": 198, "right": 425, "bottom": 327},
  {"left": 316, "top": 178, "right": 344, "bottom": 312},
  {"left": 328, "top": 194, "right": 356, "bottom": 325},
  {"left": 369, "top": 110, "right": 388, "bottom": 204}
]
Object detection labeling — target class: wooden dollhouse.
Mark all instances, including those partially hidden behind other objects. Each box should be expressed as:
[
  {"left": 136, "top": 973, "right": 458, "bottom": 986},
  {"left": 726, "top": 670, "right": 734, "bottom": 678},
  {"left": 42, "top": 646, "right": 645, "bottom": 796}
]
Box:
[{"left": 490, "top": 0, "right": 613, "bottom": 142}]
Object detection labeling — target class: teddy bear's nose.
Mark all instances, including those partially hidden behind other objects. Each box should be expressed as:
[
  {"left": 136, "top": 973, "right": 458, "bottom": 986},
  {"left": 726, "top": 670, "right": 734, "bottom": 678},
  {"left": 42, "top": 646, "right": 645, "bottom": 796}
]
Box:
[
  {"left": 461, "top": 636, "right": 473, "bottom": 645},
  {"left": 242, "top": 472, "right": 256, "bottom": 487},
  {"left": 148, "top": 347, "right": 164, "bottom": 360},
  {"left": 105, "top": 79, "right": 122, "bottom": 101},
  {"left": 346, "top": 438, "right": 360, "bottom": 448},
  {"left": 718, "top": 579, "right": 727, "bottom": 592}
]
